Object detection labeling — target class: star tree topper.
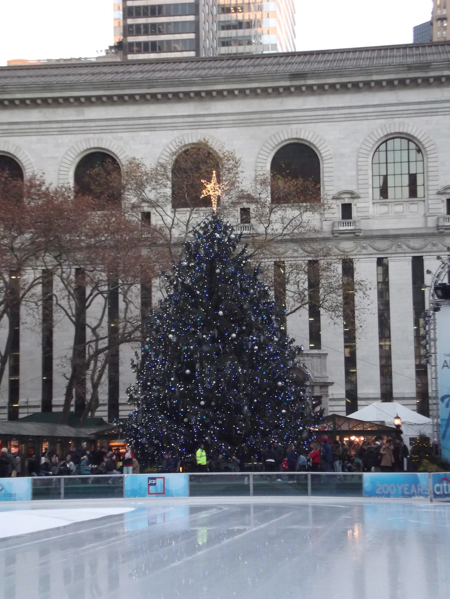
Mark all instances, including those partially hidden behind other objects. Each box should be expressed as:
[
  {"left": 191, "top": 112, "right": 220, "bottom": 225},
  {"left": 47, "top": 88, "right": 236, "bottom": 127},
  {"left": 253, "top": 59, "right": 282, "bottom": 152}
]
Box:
[{"left": 201, "top": 170, "right": 227, "bottom": 212}]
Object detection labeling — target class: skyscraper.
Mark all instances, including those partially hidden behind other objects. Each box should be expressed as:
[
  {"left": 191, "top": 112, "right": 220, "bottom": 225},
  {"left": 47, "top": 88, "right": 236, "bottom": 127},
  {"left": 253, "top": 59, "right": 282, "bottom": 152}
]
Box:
[
  {"left": 432, "top": 0, "right": 448, "bottom": 40},
  {"left": 413, "top": 21, "right": 432, "bottom": 43},
  {"left": 123, "top": 0, "right": 296, "bottom": 60},
  {"left": 216, "top": 1, "right": 295, "bottom": 55},
  {"left": 413, "top": 0, "right": 447, "bottom": 43},
  {"left": 114, "top": 2, "right": 124, "bottom": 43}
]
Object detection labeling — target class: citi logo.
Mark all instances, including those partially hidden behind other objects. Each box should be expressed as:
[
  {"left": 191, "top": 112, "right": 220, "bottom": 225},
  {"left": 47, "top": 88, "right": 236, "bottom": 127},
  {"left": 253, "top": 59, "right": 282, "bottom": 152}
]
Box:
[{"left": 433, "top": 477, "right": 450, "bottom": 496}]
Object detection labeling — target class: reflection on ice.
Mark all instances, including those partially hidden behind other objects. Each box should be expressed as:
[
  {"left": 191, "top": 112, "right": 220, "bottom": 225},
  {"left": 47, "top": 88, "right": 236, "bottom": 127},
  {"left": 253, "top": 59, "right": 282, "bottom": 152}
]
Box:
[{"left": 0, "top": 500, "right": 449, "bottom": 599}]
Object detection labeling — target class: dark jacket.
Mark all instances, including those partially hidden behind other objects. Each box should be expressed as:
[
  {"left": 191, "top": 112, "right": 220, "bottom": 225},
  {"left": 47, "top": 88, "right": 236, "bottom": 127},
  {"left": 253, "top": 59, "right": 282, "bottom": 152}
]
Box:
[
  {"left": 0, "top": 455, "right": 10, "bottom": 478},
  {"left": 321, "top": 442, "right": 333, "bottom": 465},
  {"left": 287, "top": 449, "right": 297, "bottom": 469}
]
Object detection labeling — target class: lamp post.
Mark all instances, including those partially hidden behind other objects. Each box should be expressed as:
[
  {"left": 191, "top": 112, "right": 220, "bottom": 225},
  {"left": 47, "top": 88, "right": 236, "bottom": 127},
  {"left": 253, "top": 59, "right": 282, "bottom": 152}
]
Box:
[{"left": 394, "top": 414, "right": 402, "bottom": 429}]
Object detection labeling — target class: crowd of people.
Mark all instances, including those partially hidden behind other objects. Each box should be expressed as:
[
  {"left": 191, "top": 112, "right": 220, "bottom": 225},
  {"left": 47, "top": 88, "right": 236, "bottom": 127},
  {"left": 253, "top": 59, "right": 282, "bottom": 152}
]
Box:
[
  {"left": 0, "top": 434, "right": 410, "bottom": 478},
  {"left": 261, "top": 436, "right": 410, "bottom": 474},
  {"left": 0, "top": 444, "right": 140, "bottom": 478}
]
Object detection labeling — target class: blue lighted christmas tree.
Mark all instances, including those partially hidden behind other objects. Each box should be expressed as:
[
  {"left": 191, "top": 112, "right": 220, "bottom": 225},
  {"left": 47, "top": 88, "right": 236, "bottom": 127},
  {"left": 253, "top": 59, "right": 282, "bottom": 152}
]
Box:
[{"left": 124, "top": 213, "right": 321, "bottom": 462}]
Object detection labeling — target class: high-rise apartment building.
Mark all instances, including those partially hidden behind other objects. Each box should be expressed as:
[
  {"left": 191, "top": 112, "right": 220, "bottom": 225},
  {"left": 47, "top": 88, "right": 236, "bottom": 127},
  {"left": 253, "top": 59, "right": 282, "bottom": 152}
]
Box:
[
  {"left": 114, "top": 2, "right": 124, "bottom": 43},
  {"left": 432, "top": 0, "right": 448, "bottom": 40},
  {"left": 413, "top": 0, "right": 447, "bottom": 43},
  {"left": 123, "top": 0, "right": 295, "bottom": 60},
  {"left": 216, "top": 1, "right": 295, "bottom": 55}
]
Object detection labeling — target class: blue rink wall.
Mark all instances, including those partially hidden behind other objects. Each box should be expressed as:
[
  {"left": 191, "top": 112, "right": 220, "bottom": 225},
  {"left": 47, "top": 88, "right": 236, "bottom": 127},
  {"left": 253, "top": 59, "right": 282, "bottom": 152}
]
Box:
[{"left": 1, "top": 472, "right": 450, "bottom": 502}]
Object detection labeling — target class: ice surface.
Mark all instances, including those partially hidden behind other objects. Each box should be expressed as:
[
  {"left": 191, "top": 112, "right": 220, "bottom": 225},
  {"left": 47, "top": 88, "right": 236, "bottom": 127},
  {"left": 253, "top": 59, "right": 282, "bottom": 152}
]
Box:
[
  {"left": 0, "top": 498, "right": 449, "bottom": 599},
  {"left": 0, "top": 507, "right": 134, "bottom": 539}
]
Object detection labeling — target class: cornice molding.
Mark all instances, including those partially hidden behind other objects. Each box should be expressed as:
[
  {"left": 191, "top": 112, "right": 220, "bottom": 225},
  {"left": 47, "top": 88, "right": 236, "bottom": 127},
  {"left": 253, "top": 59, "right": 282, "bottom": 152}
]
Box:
[
  {"left": 1, "top": 73, "right": 449, "bottom": 110},
  {"left": 58, "top": 137, "right": 130, "bottom": 185},
  {"left": 0, "top": 140, "right": 35, "bottom": 175}
]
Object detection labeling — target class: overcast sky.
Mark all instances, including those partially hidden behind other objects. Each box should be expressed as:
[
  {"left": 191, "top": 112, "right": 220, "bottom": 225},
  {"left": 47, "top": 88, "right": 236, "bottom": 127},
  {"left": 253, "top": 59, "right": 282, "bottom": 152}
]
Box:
[{"left": 0, "top": 0, "right": 433, "bottom": 67}]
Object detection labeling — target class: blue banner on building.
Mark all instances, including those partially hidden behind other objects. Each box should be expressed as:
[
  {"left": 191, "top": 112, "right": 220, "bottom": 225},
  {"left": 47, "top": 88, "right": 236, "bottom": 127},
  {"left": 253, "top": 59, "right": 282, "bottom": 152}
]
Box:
[
  {"left": 437, "top": 306, "right": 450, "bottom": 462},
  {"left": 431, "top": 472, "right": 450, "bottom": 499},
  {"left": 124, "top": 474, "right": 189, "bottom": 498},
  {"left": 0, "top": 477, "right": 32, "bottom": 502},
  {"left": 363, "top": 473, "right": 429, "bottom": 498}
]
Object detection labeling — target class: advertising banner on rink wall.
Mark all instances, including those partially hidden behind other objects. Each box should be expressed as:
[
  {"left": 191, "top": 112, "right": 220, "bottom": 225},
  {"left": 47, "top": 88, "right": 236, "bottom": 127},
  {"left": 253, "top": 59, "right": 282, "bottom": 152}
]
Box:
[
  {"left": 437, "top": 306, "right": 450, "bottom": 463},
  {"left": 363, "top": 473, "right": 430, "bottom": 498},
  {"left": 0, "top": 477, "right": 31, "bottom": 502},
  {"left": 431, "top": 472, "right": 450, "bottom": 500},
  {"left": 124, "top": 474, "right": 189, "bottom": 498}
]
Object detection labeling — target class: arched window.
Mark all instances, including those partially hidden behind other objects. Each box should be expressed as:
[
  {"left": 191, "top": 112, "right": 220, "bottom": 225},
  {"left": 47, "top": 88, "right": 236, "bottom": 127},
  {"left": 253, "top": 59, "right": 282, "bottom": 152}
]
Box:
[
  {"left": 372, "top": 138, "right": 424, "bottom": 200},
  {"left": 270, "top": 143, "right": 321, "bottom": 204},
  {"left": 0, "top": 155, "right": 24, "bottom": 204},
  {"left": 0, "top": 155, "right": 24, "bottom": 181},
  {"left": 74, "top": 152, "right": 121, "bottom": 210},
  {"left": 172, "top": 146, "right": 220, "bottom": 209}
]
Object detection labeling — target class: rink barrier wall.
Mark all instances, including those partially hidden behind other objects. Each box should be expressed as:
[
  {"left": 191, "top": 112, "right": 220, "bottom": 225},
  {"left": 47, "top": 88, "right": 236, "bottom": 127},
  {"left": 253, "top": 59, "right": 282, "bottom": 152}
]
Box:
[{"left": 0, "top": 472, "right": 449, "bottom": 502}]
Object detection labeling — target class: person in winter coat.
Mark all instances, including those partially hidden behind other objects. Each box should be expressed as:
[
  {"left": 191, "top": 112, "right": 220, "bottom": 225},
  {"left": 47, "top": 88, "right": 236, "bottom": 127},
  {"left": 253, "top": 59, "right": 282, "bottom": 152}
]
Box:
[
  {"left": 321, "top": 438, "right": 334, "bottom": 472},
  {"left": 132, "top": 457, "right": 140, "bottom": 474},
  {"left": 79, "top": 454, "right": 91, "bottom": 475},
  {"left": 264, "top": 445, "right": 277, "bottom": 472},
  {"left": 333, "top": 441, "right": 344, "bottom": 472},
  {"left": 380, "top": 438, "right": 395, "bottom": 472},
  {"left": 308, "top": 443, "right": 321, "bottom": 471},
  {"left": 14, "top": 453, "right": 22, "bottom": 477},
  {"left": 0, "top": 448, "right": 10, "bottom": 478},
  {"left": 123, "top": 449, "right": 133, "bottom": 475}
]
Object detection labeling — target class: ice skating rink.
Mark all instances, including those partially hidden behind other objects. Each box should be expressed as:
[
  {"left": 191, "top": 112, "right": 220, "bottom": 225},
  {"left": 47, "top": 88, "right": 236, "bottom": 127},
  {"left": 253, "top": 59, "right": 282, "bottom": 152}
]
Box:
[{"left": 0, "top": 497, "right": 449, "bottom": 599}]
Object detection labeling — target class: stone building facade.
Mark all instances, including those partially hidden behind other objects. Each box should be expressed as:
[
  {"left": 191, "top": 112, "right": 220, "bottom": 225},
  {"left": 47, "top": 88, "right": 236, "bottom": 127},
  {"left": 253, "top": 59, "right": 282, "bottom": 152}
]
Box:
[{"left": 0, "top": 42, "right": 449, "bottom": 422}]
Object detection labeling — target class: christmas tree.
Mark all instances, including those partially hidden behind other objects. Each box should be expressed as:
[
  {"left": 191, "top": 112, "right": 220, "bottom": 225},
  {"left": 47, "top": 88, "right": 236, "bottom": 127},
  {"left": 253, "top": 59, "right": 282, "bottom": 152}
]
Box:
[{"left": 124, "top": 213, "right": 322, "bottom": 463}]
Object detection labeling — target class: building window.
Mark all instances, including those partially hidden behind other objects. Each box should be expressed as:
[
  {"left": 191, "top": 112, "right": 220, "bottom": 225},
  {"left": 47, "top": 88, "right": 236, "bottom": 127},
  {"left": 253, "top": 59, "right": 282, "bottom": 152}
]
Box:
[
  {"left": 0, "top": 155, "right": 23, "bottom": 181},
  {"left": 108, "top": 279, "right": 120, "bottom": 422},
  {"left": 8, "top": 271, "right": 20, "bottom": 421},
  {"left": 172, "top": 146, "right": 220, "bottom": 209},
  {"left": 271, "top": 143, "right": 321, "bottom": 204},
  {"left": 377, "top": 258, "right": 393, "bottom": 401},
  {"left": 343, "top": 259, "right": 358, "bottom": 414},
  {"left": 274, "top": 261, "right": 286, "bottom": 334},
  {"left": 127, "top": 39, "right": 196, "bottom": 53},
  {"left": 74, "top": 152, "right": 121, "bottom": 210},
  {"left": 412, "top": 257, "right": 429, "bottom": 417},
  {"left": 308, "top": 261, "right": 321, "bottom": 349},
  {"left": 127, "top": 3, "right": 196, "bottom": 18},
  {"left": 42, "top": 270, "right": 53, "bottom": 413},
  {"left": 446, "top": 198, "right": 450, "bottom": 215},
  {"left": 141, "top": 282, "right": 152, "bottom": 339},
  {"left": 0, "top": 155, "right": 24, "bottom": 203},
  {"left": 74, "top": 268, "right": 86, "bottom": 417},
  {"left": 341, "top": 203, "right": 353, "bottom": 220},
  {"left": 240, "top": 207, "right": 251, "bottom": 224},
  {"left": 372, "top": 138, "right": 424, "bottom": 200},
  {"left": 141, "top": 211, "right": 151, "bottom": 226},
  {"left": 127, "top": 21, "right": 196, "bottom": 36}
]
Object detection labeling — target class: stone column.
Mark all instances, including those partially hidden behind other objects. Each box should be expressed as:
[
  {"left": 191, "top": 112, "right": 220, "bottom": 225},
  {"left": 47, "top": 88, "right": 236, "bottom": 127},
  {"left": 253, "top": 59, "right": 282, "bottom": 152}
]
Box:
[
  {"left": 320, "top": 261, "right": 346, "bottom": 415},
  {"left": 388, "top": 256, "right": 416, "bottom": 408},
  {"left": 19, "top": 270, "right": 42, "bottom": 417},
  {"left": 52, "top": 276, "right": 75, "bottom": 413},
  {"left": 354, "top": 257, "right": 380, "bottom": 407},
  {"left": 285, "top": 261, "right": 309, "bottom": 348},
  {"left": 119, "top": 285, "right": 141, "bottom": 419},
  {"left": 0, "top": 314, "right": 9, "bottom": 419}
]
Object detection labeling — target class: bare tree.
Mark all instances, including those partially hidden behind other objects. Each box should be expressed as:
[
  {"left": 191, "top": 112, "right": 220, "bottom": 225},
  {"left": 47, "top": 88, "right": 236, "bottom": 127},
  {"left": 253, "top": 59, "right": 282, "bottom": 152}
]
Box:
[{"left": 123, "top": 140, "right": 369, "bottom": 326}]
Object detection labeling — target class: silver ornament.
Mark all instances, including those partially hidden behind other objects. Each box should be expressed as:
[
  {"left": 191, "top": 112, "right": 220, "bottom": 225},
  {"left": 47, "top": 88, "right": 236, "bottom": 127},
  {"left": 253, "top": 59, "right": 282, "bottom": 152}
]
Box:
[{"left": 185, "top": 369, "right": 191, "bottom": 375}]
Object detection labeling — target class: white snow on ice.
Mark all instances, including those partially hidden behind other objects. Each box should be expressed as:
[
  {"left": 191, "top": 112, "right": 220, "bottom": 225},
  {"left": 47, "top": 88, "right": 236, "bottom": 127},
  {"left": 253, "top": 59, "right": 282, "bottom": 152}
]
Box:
[{"left": 0, "top": 507, "right": 134, "bottom": 539}]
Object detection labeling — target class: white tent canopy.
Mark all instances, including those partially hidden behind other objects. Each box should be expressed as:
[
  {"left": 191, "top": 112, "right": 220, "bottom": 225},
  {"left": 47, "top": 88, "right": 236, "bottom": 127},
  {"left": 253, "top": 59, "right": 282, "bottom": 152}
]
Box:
[{"left": 348, "top": 402, "right": 432, "bottom": 446}]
